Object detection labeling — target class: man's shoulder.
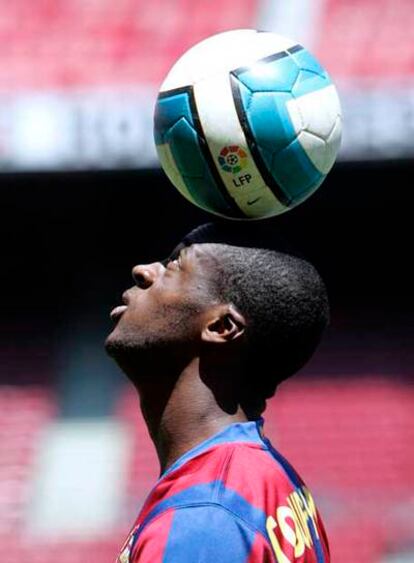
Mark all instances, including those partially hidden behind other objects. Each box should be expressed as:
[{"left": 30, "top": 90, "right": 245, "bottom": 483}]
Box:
[
  {"left": 155, "top": 439, "right": 297, "bottom": 527},
  {"left": 138, "top": 427, "right": 305, "bottom": 534},
  {"left": 217, "top": 441, "right": 302, "bottom": 517},
  {"left": 130, "top": 440, "right": 330, "bottom": 563},
  {"left": 128, "top": 503, "right": 274, "bottom": 563}
]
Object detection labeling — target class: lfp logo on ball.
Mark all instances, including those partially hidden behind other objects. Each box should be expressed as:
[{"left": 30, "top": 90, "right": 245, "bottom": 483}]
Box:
[
  {"left": 218, "top": 146, "right": 248, "bottom": 174},
  {"left": 218, "top": 146, "right": 252, "bottom": 188}
]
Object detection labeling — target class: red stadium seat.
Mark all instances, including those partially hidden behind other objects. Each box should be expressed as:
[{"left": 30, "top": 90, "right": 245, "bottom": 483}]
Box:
[
  {"left": 328, "top": 518, "right": 386, "bottom": 563},
  {"left": 0, "top": 387, "right": 55, "bottom": 539},
  {"left": 316, "top": 0, "right": 414, "bottom": 79},
  {"left": 0, "top": 0, "right": 259, "bottom": 91},
  {"left": 266, "top": 378, "right": 414, "bottom": 496}
]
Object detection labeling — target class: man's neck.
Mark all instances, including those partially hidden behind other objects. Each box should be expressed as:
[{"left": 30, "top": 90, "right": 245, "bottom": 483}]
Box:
[{"left": 135, "top": 357, "right": 249, "bottom": 475}]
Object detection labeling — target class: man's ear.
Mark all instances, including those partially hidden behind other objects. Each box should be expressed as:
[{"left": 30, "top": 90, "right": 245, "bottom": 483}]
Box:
[{"left": 202, "top": 304, "right": 246, "bottom": 344}]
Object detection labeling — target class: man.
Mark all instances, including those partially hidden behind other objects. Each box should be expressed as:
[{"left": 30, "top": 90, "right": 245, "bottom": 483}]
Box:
[{"left": 106, "top": 223, "right": 330, "bottom": 562}]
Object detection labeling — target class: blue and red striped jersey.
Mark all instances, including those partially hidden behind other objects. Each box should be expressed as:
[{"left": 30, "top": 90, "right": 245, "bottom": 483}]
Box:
[{"left": 117, "top": 418, "right": 330, "bottom": 562}]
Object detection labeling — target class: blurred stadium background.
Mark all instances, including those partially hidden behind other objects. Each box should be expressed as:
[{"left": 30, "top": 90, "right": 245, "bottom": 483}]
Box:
[{"left": 1, "top": 1, "right": 413, "bottom": 562}]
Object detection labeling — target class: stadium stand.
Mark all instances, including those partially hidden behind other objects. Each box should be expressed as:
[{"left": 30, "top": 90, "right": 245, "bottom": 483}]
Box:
[
  {"left": 0, "top": 537, "right": 122, "bottom": 563},
  {"left": 0, "top": 387, "right": 55, "bottom": 535},
  {"left": 2, "top": 0, "right": 411, "bottom": 91},
  {"left": 0, "top": 0, "right": 258, "bottom": 91},
  {"left": 328, "top": 518, "right": 387, "bottom": 563},
  {"left": 2, "top": 0, "right": 409, "bottom": 91},
  {"left": 0, "top": 386, "right": 127, "bottom": 562},
  {"left": 268, "top": 378, "right": 414, "bottom": 494},
  {"left": 316, "top": 0, "right": 414, "bottom": 78}
]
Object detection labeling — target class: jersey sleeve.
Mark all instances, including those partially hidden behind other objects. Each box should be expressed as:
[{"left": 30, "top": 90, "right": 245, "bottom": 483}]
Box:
[{"left": 130, "top": 505, "right": 275, "bottom": 563}]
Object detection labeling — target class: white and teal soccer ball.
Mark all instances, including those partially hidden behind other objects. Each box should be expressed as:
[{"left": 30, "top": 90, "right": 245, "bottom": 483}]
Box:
[{"left": 154, "top": 29, "right": 342, "bottom": 220}]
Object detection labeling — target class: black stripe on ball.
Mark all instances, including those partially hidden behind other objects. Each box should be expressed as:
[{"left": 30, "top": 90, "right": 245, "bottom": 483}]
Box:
[
  {"left": 186, "top": 86, "right": 246, "bottom": 218},
  {"left": 157, "top": 86, "right": 246, "bottom": 218},
  {"left": 229, "top": 74, "right": 291, "bottom": 207},
  {"left": 229, "top": 44, "right": 304, "bottom": 208}
]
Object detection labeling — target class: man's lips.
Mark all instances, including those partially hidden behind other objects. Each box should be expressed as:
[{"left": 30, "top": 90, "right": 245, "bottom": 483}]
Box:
[{"left": 110, "top": 304, "right": 128, "bottom": 321}]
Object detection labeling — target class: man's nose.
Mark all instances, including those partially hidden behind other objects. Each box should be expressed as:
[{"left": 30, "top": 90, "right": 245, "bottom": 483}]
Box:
[{"left": 132, "top": 262, "right": 164, "bottom": 289}]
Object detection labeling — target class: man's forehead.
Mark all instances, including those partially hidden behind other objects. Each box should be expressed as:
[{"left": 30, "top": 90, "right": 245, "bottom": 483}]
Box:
[
  {"left": 162, "top": 222, "right": 260, "bottom": 264},
  {"left": 163, "top": 242, "right": 220, "bottom": 265}
]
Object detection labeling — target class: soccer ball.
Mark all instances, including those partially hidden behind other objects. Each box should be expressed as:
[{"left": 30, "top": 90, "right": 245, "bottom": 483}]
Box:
[{"left": 154, "top": 29, "right": 342, "bottom": 220}]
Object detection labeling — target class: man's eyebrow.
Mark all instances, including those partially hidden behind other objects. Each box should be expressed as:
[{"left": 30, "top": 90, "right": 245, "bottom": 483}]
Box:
[{"left": 161, "top": 242, "right": 187, "bottom": 265}]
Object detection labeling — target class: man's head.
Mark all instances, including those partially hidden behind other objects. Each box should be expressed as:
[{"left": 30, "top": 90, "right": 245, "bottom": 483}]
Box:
[{"left": 105, "top": 223, "right": 329, "bottom": 413}]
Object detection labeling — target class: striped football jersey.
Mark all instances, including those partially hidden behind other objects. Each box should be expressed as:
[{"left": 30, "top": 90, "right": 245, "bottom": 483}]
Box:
[{"left": 117, "top": 418, "right": 329, "bottom": 562}]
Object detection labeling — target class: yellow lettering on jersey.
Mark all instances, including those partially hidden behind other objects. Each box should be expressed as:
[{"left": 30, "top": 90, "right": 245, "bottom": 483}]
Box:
[
  {"left": 266, "top": 486, "right": 321, "bottom": 561},
  {"left": 276, "top": 506, "right": 296, "bottom": 547},
  {"left": 277, "top": 505, "right": 305, "bottom": 557},
  {"left": 266, "top": 515, "right": 291, "bottom": 563},
  {"left": 301, "top": 487, "right": 320, "bottom": 540},
  {"left": 295, "top": 488, "right": 319, "bottom": 542},
  {"left": 288, "top": 492, "right": 312, "bottom": 549}
]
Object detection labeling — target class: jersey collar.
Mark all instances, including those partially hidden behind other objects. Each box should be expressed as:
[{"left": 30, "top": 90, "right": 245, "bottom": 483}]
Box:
[{"left": 161, "top": 417, "right": 265, "bottom": 479}]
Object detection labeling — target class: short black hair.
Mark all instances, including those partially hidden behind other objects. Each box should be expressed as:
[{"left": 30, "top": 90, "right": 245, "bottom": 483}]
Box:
[{"left": 175, "top": 223, "right": 329, "bottom": 411}]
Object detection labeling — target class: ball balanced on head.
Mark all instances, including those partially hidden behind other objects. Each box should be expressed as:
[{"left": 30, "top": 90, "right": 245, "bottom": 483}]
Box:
[{"left": 154, "top": 29, "right": 342, "bottom": 220}]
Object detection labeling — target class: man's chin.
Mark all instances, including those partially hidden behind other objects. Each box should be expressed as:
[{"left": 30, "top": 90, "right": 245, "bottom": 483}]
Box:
[
  {"left": 105, "top": 332, "right": 143, "bottom": 378},
  {"left": 105, "top": 329, "right": 155, "bottom": 363},
  {"left": 105, "top": 330, "right": 132, "bottom": 358},
  {"left": 104, "top": 333, "right": 117, "bottom": 357}
]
